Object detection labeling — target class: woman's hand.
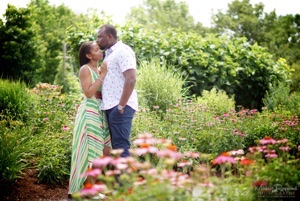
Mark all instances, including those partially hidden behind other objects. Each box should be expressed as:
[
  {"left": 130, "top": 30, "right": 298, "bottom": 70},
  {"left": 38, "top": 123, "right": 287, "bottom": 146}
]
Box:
[{"left": 100, "top": 61, "right": 107, "bottom": 76}]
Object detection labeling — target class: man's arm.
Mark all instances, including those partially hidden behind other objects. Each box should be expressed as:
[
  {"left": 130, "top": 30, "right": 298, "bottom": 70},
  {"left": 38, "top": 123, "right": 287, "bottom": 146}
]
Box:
[{"left": 118, "top": 69, "right": 136, "bottom": 110}]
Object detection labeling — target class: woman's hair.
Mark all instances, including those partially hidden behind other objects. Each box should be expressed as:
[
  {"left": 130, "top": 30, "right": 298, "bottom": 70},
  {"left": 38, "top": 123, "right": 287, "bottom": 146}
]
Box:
[{"left": 78, "top": 41, "right": 95, "bottom": 67}]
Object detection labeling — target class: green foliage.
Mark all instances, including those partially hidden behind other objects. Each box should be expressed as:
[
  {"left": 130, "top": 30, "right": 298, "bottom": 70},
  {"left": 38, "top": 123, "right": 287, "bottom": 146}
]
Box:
[
  {"left": 212, "top": 0, "right": 266, "bottom": 42},
  {"left": 290, "top": 63, "right": 300, "bottom": 92},
  {"left": 0, "top": 120, "right": 29, "bottom": 181},
  {"left": 54, "top": 60, "right": 80, "bottom": 94},
  {"left": 197, "top": 87, "right": 235, "bottom": 115},
  {"left": 212, "top": 0, "right": 300, "bottom": 69},
  {"left": 67, "top": 13, "right": 113, "bottom": 69},
  {"left": 0, "top": 5, "right": 41, "bottom": 85},
  {"left": 0, "top": 79, "right": 34, "bottom": 121},
  {"left": 26, "top": 83, "right": 80, "bottom": 184},
  {"left": 28, "top": 0, "right": 79, "bottom": 84},
  {"left": 133, "top": 101, "right": 245, "bottom": 155},
  {"left": 126, "top": 0, "right": 206, "bottom": 34},
  {"left": 250, "top": 138, "right": 300, "bottom": 198},
  {"left": 120, "top": 23, "right": 291, "bottom": 109},
  {"left": 136, "top": 58, "right": 187, "bottom": 113},
  {"left": 263, "top": 82, "right": 300, "bottom": 117},
  {"left": 1, "top": 78, "right": 298, "bottom": 201}
]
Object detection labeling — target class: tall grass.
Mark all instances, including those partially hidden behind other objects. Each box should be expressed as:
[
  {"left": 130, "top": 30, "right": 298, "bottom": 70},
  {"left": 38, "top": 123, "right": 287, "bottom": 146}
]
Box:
[
  {"left": 263, "top": 82, "right": 300, "bottom": 117},
  {"left": 136, "top": 58, "right": 188, "bottom": 113},
  {"left": 0, "top": 79, "right": 34, "bottom": 121},
  {"left": 0, "top": 119, "right": 29, "bottom": 181}
]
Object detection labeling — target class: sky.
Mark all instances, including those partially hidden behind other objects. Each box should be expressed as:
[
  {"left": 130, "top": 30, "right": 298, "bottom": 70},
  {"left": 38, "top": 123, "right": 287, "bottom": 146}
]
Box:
[{"left": 1, "top": 0, "right": 299, "bottom": 26}]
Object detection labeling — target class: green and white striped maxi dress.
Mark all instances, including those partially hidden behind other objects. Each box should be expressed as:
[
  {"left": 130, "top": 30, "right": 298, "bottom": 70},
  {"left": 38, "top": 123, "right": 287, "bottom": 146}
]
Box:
[{"left": 68, "top": 66, "right": 111, "bottom": 194}]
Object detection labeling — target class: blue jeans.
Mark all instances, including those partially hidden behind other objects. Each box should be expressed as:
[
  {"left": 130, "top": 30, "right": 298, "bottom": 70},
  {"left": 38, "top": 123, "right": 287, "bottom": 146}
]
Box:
[{"left": 106, "top": 105, "right": 135, "bottom": 157}]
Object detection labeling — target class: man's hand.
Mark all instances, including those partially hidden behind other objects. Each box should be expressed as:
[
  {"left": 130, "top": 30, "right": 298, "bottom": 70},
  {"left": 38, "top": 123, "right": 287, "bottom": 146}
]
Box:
[{"left": 94, "top": 91, "right": 102, "bottom": 99}]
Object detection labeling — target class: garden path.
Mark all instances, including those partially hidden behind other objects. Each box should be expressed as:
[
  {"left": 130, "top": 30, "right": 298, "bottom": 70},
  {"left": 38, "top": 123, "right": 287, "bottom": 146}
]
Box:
[{"left": 0, "top": 169, "right": 69, "bottom": 201}]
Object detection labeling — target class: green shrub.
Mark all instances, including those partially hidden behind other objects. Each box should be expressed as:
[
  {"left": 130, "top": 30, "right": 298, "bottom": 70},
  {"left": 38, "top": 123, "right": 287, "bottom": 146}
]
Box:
[
  {"left": 0, "top": 119, "right": 29, "bottom": 181},
  {"left": 290, "top": 63, "right": 300, "bottom": 92},
  {"left": 197, "top": 87, "right": 236, "bottom": 116},
  {"left": 0, "top": 79, "right": 34, "bottom": 121},
  {"left": 54, "top": 61, "right": 81, "bottom": 94},
  {"left": 25, "top": 83, "right": 79, "bottom": 184},
  {"left": 263, "top": 82, "right": 300, "bottom": 117},
  {"left": 136, "top": 58, "right": 187, "bottom": 113}
]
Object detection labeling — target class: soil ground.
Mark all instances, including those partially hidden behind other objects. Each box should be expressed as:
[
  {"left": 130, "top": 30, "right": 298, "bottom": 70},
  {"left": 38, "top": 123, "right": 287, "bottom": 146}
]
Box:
[{"left": 0, "top": 169, "right": 69, "bottom": 201}]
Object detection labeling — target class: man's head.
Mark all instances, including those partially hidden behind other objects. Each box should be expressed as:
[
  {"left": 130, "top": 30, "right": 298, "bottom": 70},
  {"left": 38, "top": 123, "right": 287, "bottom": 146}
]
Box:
[{"left": 97, "top": 24, "right": 118, "bottom": 50}]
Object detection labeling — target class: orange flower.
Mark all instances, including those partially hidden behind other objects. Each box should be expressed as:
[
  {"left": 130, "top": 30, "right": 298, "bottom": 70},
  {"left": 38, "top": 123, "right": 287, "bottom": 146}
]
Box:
[
  {"left": 83, "top": 182, "right": 93, "bottom": 189},
  {"left": 167, "top": 144, "right": 177, "bottom": 152},
  {"left": 240, "top": 158, "right": 255, "bottom": 165},
  {"left": 140, "top": 143, "right": 150, "bottom": 148},
  {"left": 221, "top": 152, "right": 230, "bottom": 156}
]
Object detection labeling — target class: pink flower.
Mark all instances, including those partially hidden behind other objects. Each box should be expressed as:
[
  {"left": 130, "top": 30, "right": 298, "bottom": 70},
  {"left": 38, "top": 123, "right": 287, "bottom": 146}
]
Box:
[
  {"left": 259, "top": 136, "right": 276, "bottom": 145},
  {"left": 177, "top": 160, "right": 192, "bottom": 167},
  {"left": 184, "top": 152, "right": 200, "bottom": 158},
  {"left": 249, "top": 109, "right": 258, "bottom": 115},
  {"left": 229, "top": 149, "right": 244, "bottom": 156},
  {"left": 212, "top": 152, "right": 236, "bottom": 165},
  {"left": 81, "top": 168, "right": 101, "bottom": 178},
  {"left": 156, "top": 149, "right": 182, "bottom": 159},
  {"left": 80, "top": 184, "right": 107, "bottom": 197},
  {"left": 279, "top": 146, "right": 291, "bottom": 152},
  {"left": 130, "top": 146, "right": 158, "bottom": 156},
  {"left": 199, "top": 182, "right": 214, "bottom": 187},
  {"left": 265, "top": 150, "right": 278, "bottom": 158},
  {"left": 222, "top": 113, "right": 230, "bottom": 117},
  {"left": 92, "top": 156, "right": 113, "bottom": 168},
  {"left": 232, "top": 129, "right": 245, "bottom": 136},
  {"left": 61, "top": 125, "right": 70, "bottom": 131},
  {"left": 249, "top": 146, "right": 263, "bottom": 153}
]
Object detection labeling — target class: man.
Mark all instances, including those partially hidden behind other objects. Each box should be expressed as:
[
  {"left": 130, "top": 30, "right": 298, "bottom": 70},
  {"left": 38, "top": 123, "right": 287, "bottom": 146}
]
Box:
[{"left": 96, "top": 24, "right": 138, "bottom": 157}]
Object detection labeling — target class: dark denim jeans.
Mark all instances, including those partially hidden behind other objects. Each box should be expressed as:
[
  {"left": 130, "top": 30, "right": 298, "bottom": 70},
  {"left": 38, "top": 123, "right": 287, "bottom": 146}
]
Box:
[{"left": 106, "top": 105, "right": 135, "bottom": 157}]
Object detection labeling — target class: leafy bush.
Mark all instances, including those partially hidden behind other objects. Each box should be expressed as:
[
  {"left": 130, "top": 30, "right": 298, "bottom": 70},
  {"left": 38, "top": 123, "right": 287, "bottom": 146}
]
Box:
[
  {"left": 0, "top": 79, "right": 34, "bottom": 121},
  {"left": 133, "top": 100, "right": 246, "bottom": 156},
  {"left": 263, "top": 82, "right": 300, "bottom": 117},
  {"left": 290, "top": 63, "right": 300, "bottom": 92},
  {"left": 197, "top": 87, "right": 236, "bottom": 116},
  {"left": 136, "top": 58, "right": 187, "bottom": 113},
  {"left": 25, "top": 83, "right": 80, "bottom": 184},
  {"left": 0, "top": 119, "right": 29, "bottom": 181},
  {"left": 119, "top": 23, "right": 292, "bottom": 110},
  {"left": 54, "top": 61, "right": 81, "bottom": 94}
]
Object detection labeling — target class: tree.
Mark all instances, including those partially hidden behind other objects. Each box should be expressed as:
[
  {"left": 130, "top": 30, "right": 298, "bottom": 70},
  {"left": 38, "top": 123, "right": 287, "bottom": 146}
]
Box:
[
  {"left": 212, "top": 0, "right": 266, "bottom": 43},
  {"left": 212, "top": 0, "right": 300, "bottom": 65},
  {"left": 126, "top": 0, "right": 207, "bottom": 34},
  {"left": 28, "top": 0, "right": 81, "bottom": 83},
  {"left": 0, "top": 4, "right": 41, "bottom": 85}
]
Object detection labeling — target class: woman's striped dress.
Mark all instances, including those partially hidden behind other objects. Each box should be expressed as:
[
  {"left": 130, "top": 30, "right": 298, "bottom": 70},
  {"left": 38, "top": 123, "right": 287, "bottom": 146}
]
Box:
[{"left": 68, "top": 66, "right": 111, "bottom": 194}]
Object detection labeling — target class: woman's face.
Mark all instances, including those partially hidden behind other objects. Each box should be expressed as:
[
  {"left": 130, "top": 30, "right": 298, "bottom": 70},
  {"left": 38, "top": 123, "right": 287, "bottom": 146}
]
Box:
[{"left": 88, "top": 42, "right": 103, "bottom": 61}]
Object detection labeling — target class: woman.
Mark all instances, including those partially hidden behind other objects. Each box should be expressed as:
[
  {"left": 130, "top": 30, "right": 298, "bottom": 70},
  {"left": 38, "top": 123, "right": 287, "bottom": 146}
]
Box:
[{"left": 68, "top": 41, "right": 111, "bottom": 195}]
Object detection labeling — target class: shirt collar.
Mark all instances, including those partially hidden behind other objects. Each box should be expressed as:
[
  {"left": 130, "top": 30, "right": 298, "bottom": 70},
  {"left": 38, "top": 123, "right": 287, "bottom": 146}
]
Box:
[{"left": 106, "top": 41, "right": 122, "bottom": 56}]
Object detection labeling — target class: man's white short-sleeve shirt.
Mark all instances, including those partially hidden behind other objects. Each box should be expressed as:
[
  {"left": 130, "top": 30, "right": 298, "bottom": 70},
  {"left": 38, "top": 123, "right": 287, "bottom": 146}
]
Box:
[{"left": 100, "top": 41, "right": 138, "bottom": 111}]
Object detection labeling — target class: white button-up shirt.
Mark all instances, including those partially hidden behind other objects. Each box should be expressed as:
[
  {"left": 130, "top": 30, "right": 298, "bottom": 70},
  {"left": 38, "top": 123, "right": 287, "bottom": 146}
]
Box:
[{"left": 101, "top": 41, "right": 138, "bottom": 111}]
